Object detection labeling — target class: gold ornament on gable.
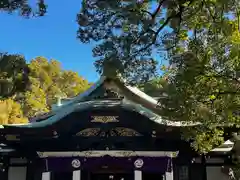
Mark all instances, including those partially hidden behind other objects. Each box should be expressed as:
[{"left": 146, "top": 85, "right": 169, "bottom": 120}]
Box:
[{"left": 91, "top": 116, "right": 119, "bottom": 123}]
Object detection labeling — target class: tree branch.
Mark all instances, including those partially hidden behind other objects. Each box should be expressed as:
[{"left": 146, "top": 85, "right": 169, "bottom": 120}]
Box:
[
  {"left": 132, "top": 9, "right": 184, "bottom": 56},
  {"left": 152, "top": 0, "right": 166, "bottom": 19},
  {"left": 140, "top": 9, "right": 153, "bottom": 16},
  {"left": 130, "top": 0, "right": 166, "bottom": 46},
  {"left": 234, "top": 0, "right": 240, "bottom": 31},
  {"left": 203, "top": 0, "right": 216, "bottom": 21}
]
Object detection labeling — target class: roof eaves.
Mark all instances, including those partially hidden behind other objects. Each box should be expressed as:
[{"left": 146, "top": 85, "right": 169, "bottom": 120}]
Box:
[
  {"left": 51, "top": 76, "right": 106, "bottom": 112},
  {"left": 123, "top": 100, "right": 199, "bottom": 127}
]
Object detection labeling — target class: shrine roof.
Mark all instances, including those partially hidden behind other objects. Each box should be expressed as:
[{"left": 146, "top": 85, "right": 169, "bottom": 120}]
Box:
[
  {"left": 3, "top": 75, "right": 200, "bottom": 130},
  {"left": 211, "top": 140, "right": 234, "bottom": 153},
  {"left": 0, "top": 143, "right": 15, "bottom": 153},
  {"left": 3, "top": 99, "right": 198, "bottom": 129},
  {"left": 52, "top": 76, "right": 159, "bottom": 111}
]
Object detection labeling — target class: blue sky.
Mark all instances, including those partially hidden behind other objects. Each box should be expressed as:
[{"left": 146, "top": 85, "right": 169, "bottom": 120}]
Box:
[
  {"left": 0, "top": 0, "right": 99, "bottom": 82},
  {"left": 0, "top": 1, "right": 168, "bottom": 83}
]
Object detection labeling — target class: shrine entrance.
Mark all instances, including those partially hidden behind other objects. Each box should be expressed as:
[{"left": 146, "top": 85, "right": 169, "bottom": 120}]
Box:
[
  {"left": 90, "top": 172, "right": 133, "bottom": 180},
  {"left": 52, "top": 171, "right": 72, "bottom": 180},
  {"left": 38, "top": 153, "right": 169, "bottom": 180},
  {"left": 88, "top": 162, "right": 133, "bottom": 180},
  {"left": 89, "top": 171, "right": 164, "bottom": 180}
]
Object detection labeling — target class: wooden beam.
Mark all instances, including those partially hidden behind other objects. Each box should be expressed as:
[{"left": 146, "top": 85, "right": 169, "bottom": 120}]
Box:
[
  {"left": 3, "top": 136, "right": 187, "bottom": 152},
  {"left": 201, "top": 155, "right": 207, "bottom": 180}
]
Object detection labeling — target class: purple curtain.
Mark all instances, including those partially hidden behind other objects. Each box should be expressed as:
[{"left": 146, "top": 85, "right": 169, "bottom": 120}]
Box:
[{"left": 45, "top": 156, "right": 171, "bottom": 173}]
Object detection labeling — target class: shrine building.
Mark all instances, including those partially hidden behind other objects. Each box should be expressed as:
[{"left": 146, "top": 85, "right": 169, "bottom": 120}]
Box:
[{"left": 0, "top": 75, "right": 236, "bottom": 180}]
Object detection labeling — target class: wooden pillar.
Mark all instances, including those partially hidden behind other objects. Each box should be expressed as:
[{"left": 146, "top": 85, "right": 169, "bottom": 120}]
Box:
[
  {"left": 188, "top": 164, "right": 191, "bottom": 180},
  {"left": 134, "top": 170, "right": 142, "bottom": 180},
  {"left": 165, "top": 157, "right": 173, "bottom": 180},
  {"left": 201, "top": 155, "right": 207, "bottom": 180},
  {"left": 42, "top": 158, "right": 50, "bottom": 180},
  {"left": 2, "top": 157, "right": 9, "bottom": 180},
  {"left": 165, "top": 172, "right": 173, "bottom": 180},
  {"left": 41, "top": 172, "right": 50, "bottom": 180},
  {"left": 73, "top": 170, "right": 81, "bottom": 180},
  {"left": 26, "top": 159, "right": 36, "bottom": 180}
]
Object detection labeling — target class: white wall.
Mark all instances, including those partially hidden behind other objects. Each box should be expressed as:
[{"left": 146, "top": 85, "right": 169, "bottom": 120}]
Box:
[
  {"left": 8, "top": 167, "right": 27, "bottom": 180},
  {"left": 207, "top": 167, "right": 229, "bottom": 180}
]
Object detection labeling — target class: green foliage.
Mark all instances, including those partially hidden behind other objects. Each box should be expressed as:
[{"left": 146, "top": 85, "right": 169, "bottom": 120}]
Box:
[
  {"left": 0, "top": 98, "right": 28, "bottom": 124},
  {"left": 0, "top": 53, "right": 29, "bottom": 98},
  {"left": 77, "top": 0, "right": 161, "bottom": 84},
  {"left": 143, "top": 37, "right": 239, "bottom": 153},
  {"left": 0, "top": 54, "right": 91, "bottom": 122},
  {"left": 23, "top": 85, "right": 49, "bottom": 118},
  {"left": 183, "top": 126, "right": 225, "bottom": 153},
  {"left": 0, "top": 0, "right": 47, "bottom": 17},
  {"left": 81, "top": 0, "right": 240, "bottom": 153},
  {"left": 77, "top": 0, "right": 240, "bottom": 83},
  {"left": 23, "top": 57, "right": 91, "bottom": 117},
  {"left": 139, "top": 77, "right": 166, "bottom": 97}
]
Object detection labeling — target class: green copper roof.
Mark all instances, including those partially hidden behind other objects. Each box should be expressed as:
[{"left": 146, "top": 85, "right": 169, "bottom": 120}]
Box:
[
  {"left": 46, "top": 75, "right": 160, "bottom": 114},
  {"left": 4, "top": 99, "right": 199, "bottom": 129},
  {"left": 3, "top": 75, "right": 202, "bottom": 129}
]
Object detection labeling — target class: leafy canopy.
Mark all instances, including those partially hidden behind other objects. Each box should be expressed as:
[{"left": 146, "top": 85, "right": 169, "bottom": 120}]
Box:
[
  {"left": 0, "top": 98, "right": 28, "bottom": 124},
  {"left": 0, "top": 55, "right": 92, "bottom": 123},
  {"left": 23, "top": 57, "right": 91, "bottom": 117},
  {"left": 0, "top": 53, "right": 29, "bottom": 99},
  {"left": 77, "top": 0, "right": 240, "bottom": 83},
  {"left": 77, "top": 0, "right": 240, "bottom": 153},
  {"left": 0, "top": 0, "right": 46, "bottom": 17},
  {"left": 157, "top": 36, "right": 239, "bottom": 152}
]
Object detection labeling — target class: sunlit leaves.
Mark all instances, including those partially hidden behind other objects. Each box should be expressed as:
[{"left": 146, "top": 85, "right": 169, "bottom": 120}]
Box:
[
  {"left": 158, "top": 40, "right": 240, "bottom": 152},
  {"left": 23, "top": 86, "right": 49, "bottom": 118},
  {"left": 178, "top": 30, "right": 188, "bottom": 41},
  {"left": 0, "top": 99, "right": 28, "bottom": 124},
  {"left": 188, "top": 127, "right": 224, "bottom": 153},
  {"left": 230, "top": 30, "right": 240, "bottom": 45},
  {"left": 209, "top": 95, "right": 216, "bottom": 100},
  {"left": 0, "top": 55, "right": 92, "bottom": 120},
  {"left": 23, "top": 57, "right": 91, "bottom": 118},
  {"left": 141, "top": 19, "right": 240, "bottom": 152}
]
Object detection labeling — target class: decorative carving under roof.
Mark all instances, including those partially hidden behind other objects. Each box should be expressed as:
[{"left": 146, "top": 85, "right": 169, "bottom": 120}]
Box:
[
  {"left": 76, "top": 128, "right": 100, "bottom": 136},
  {"left": 5, "top": 135, "right": 20, "bottom": 141},
  {"left": 75, "top": 127, "right": 142, "bottom": 137},
  {"left": 113, "top": 127, "right": 142, "bottom": 136}
]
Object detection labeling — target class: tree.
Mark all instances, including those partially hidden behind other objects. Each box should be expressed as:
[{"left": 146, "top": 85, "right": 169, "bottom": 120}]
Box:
[
  {"left": 142, "top": 34, "right": 240, "bottom": 153},
  {"left": 0, "top": 0, "right": 47, "bottom": 17},
  {"left": 159, "top": 8, "right": 240, "bottom": 151},
  {"left": 23, "top": 57, "right": 91, "bottom": 117},
  {"left": 0, "top": 98, "right": 28, "bottom": 124},
  {"left": 78, "top": 0, "right": 240, "bottom": 152},
  {"left": 139, "top": 77, "right": 166, "bottom": 97},
  {"left": 77, "top": 0, "right": 240, "bottom": 83},
  {"left": 23, "top": 85, "right": 48, "bottom": 118},
  {"left": 0, "top": 53, "right": 29, "bottom": 99}
]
